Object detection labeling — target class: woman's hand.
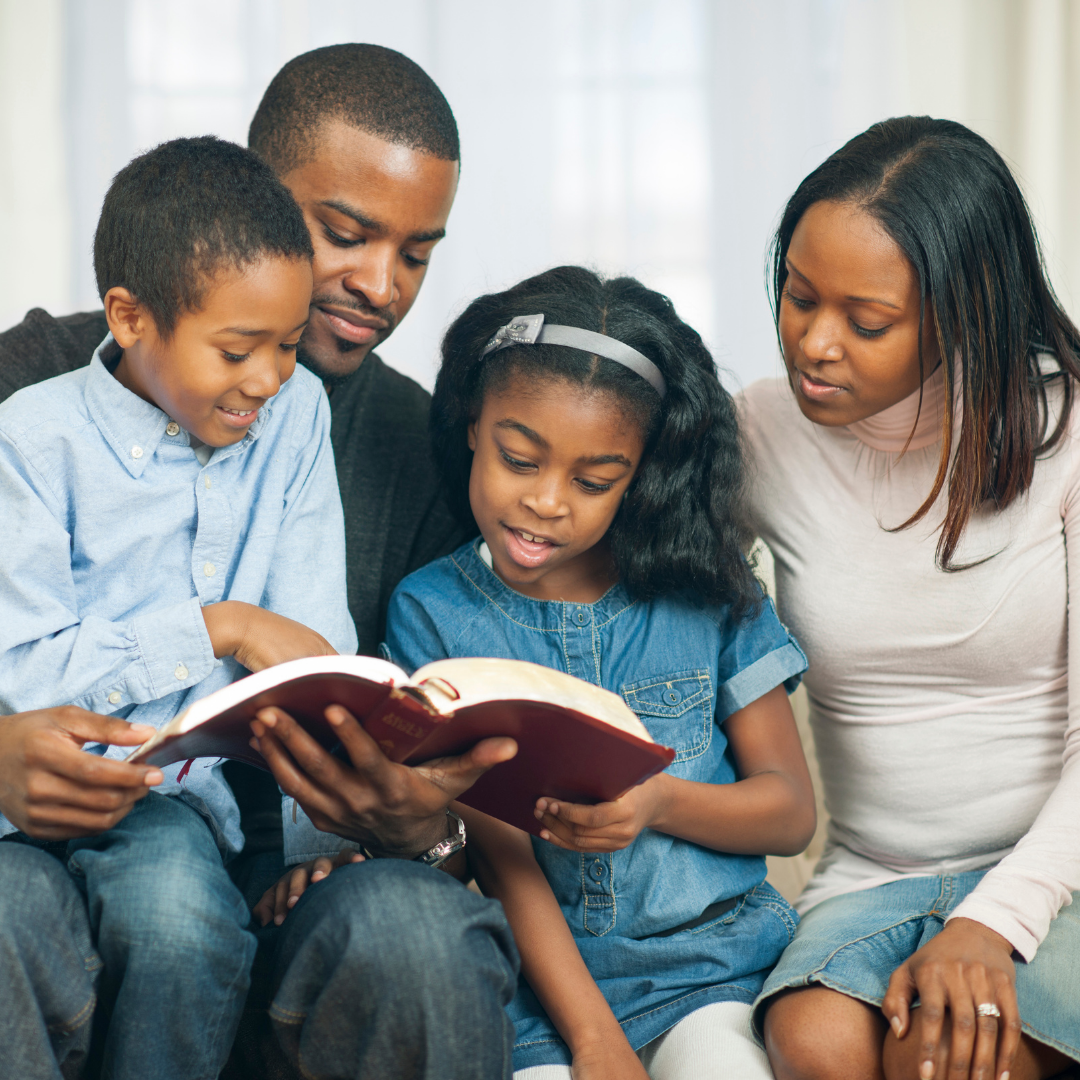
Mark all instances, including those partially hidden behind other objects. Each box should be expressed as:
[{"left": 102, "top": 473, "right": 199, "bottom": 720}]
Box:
[
  {"left": 202, "top": 601, "right": 337, "bottom": 674},
  {"left": 882, "top": 917, "right": 1021, "bottom": 1080},
  {"left": 253, "top": 848, "right": 364, "bottom": 927},
  {"left": 533, "top": 773, "right": 671, "bottom": 852}
]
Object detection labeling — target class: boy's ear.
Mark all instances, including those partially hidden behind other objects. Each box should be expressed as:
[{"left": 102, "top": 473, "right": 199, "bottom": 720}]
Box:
[
  {"left": 103, "top": 287, "right": 150, "bottom": 349},
  {"left": 467, "top": 420, "right": 478, "bottom": 452}
]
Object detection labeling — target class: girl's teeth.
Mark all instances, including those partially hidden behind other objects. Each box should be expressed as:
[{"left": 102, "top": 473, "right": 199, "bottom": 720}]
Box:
[{"left": 521, "top": 531, "right": 537, "bottom": 542}]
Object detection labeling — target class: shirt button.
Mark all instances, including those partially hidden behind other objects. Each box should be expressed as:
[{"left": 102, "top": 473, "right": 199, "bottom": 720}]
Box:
[
  {"left": 203, "top": 562, "right": 216, "bottom": 577},
  {"left": 131, "top": 446, "right": 143, "bottom": 459},
  {"left": 108, "top": 691, "right": 122, "bottom": 705},
  {"left": 204, "top": 476, "right": 212, "bottom": 489},
  {"left": 664, "top": 688, "right": 682, "bottom": 705},
  {"left": 589, "top": 860, "right": 606, "bottom": 881},
  {"left": 174, "top": 663, "right": 188, "bottom": 680},
  {"left": 165, "top": 422, "right": 180, "bottom": 436},
  {"left": 573, "top": 609, "right": 591, "bottom": 626}
]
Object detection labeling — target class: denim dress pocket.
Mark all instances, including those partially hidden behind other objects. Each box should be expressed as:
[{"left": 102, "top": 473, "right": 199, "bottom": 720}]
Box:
[{"left": 620, "top": 669, "right": 714, "bottom": 765}]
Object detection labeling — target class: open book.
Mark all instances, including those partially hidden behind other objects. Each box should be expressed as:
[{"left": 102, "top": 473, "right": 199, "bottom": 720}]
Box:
[{"left": 128, "top": 655, "right": 676, "bottom": 833}]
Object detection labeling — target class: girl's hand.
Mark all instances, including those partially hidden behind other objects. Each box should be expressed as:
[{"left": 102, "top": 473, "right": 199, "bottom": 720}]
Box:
[
  {"left": 534, "top": 774, "right": 670, "bottom": 852},
  {"left": 253, "top": 848, "right": 364, "bottom": 926},
  {"left": 882, "top": 918, "right": 1021, "bottom": 1080},
  {"left": 571, "top": 1043, "right": 649, "bottom": 1080}
]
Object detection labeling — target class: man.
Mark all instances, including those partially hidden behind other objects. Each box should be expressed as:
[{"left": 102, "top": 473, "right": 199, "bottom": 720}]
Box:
[{"left": 0, "top": 45, "right": 519, "bottom": 1080}]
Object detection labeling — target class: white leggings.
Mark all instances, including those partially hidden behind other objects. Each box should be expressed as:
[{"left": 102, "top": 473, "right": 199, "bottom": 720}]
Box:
[{"left": 514, "top": 1001, "right": 773, "bottom": 1080}]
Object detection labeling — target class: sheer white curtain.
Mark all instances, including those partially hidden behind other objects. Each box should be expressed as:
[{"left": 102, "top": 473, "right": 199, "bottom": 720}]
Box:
[{"left": 2, "top": 0, "right": 1078, "bottom": 390}]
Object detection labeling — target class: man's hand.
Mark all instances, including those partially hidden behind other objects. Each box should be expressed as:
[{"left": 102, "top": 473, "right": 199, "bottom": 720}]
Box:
[
  {"left": 250, "top": 703, "right": 517, "bottom": 856},
  {"left": 253, "top": 847, "right": 365, "bottom": 927},
  {"left": 0, "top": 707, "right": 163, "bottom": 840},
  {"left": 533, "top": 773, "right": 671, "bottom": 852},
  {"left": 882, "top": 918, "right": 1021, "bottom": 1080},
  {"left": 202, "top": 601, "right": 336, "bottom": 673}
]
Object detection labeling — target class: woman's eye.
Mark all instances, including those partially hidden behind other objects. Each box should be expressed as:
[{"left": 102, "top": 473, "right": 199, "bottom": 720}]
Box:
[
  {"left": 851, "top": 322, "right": 889, "bottom": 340},
  {"left": 783, "top": 289, "right": 813, "bottom": 310},
  {"left": 499, "top": 450, "right": 534, "bottom": 470},
  {"left": 577, "top": 478, "right": 615, "bottom": 494},
  {"left": 223, "top": 351, "right": 249, "bottom": 363}
]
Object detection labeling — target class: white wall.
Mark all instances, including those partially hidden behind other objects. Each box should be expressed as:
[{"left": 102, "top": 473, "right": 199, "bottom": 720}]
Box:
[{"left": 2, "top": 0, "right": 1079, "bottom": 392}]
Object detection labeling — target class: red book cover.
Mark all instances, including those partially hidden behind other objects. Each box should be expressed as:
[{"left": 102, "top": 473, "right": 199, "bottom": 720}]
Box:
[{"left": 129, "top": 656, "right": 675, "bottom": 834}]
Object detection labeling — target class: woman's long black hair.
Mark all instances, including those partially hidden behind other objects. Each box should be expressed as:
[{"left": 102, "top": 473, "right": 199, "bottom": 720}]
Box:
[
  {"left": 431, "top": 265, "right": 760, "bottom": 614},
  {"left": 771, "top": 116, "right": 1080, "bottom": 569}
]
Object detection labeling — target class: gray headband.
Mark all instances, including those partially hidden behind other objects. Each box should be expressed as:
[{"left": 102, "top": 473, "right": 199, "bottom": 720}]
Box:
[{"left": 479, "top": 313, "right": 667, "bottom": 398}]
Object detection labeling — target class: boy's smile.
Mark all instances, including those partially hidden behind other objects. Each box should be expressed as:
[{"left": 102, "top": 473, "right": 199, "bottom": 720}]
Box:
[
  {"left": 467, "top": 376, "right": 646, "bottom": 604},
  {"left": 108, "top": 257, "right": 313, "bottom": 447}
]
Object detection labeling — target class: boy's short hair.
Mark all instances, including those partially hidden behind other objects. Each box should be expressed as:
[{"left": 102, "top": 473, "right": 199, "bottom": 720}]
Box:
[
  {"left": 248, "top": 44, "right": 459, "bottom": 174},
  {"left": 93, "top": 136, "right": 314, "bottom": 336}
]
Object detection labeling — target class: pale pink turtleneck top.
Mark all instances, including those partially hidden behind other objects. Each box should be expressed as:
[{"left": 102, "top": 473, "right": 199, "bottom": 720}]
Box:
[{"left": 740, "top": 367, "right": 1080, "bottom": 960}]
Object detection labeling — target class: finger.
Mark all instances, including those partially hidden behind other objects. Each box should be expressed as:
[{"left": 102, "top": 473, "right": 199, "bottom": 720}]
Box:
[
  {"left": 883, "top": 962, "right": 917, "bottom": 1040},
  {"left": 968, "top": 970, "right": 998, "bottom": 1080},
  {"left": 253, "top": 728, "right": 344, "bottom": 823},
  {"left": 33, "top": 740, "right": 163, "bottom": 790},
  {"left": 253, "top": 887, "right": 275, "bottom": 927},
  {"left": 286, "top": 864, "right": 313, "bottom": 909},
  {"left": 547, "top": 799, "right": 619, "bottom": 829},
  {"left": 321, "top": 706, "right": 414, "bottom": 799},
  {"left": 413, "top": 736, "right": 519, "bottom": 801},
  {"left": 993, "top": 971, "right": 1021, "bottom": 1080},
  {"left": 51, "top": 707, "right": 158, "bottom": 747},
  {"left": 943, "top": 969, "right": 977, "bottom": 1080},
  {"left": 257, "top": 708, "right": 351, "bottom": 792},
  {"left": 25, "top": 770, "right": 149, "bottom": 814},
  {"left": 332, "top": 847, "right": 365, "bottom": 869},
  {"left": 274, "top": 874, "right": 292, "bottom": 925},
  {"left": 914, "top": 974, "right": 947, "bottom": 1080},
  {"left": 19, "top": 794, "right": 149, "bottom": 839},
  {"left": 308, "top": 856, "right": 334, "bottom": 885}
]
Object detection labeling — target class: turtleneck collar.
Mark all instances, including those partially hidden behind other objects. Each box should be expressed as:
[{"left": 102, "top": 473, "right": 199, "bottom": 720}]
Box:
[{"left": 846, "top": 364, "right": 948, "bottom": 452}]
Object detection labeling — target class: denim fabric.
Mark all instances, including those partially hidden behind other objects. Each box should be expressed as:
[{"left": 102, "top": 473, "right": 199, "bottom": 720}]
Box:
[
  {"left": 753, "top": 871, "right": 1080, "bottom": 1061},
  {"left": 0, "top": 335, "right": 357, "bottom": 854},
  {"left": 384, "top": 540, "right": 808, "bottom": 1068},
  {"left": 225, "top": 856, "right": 520, "bottom": 1080},
  {"left": 0, "top": 793, "right": 256, "bottom": 1080}
]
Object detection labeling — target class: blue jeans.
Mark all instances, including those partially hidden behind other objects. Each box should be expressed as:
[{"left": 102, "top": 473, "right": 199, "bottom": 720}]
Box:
[
  {"left": 227, "top": 854, "right": 520, "bottom": 1080},
  {"left": 0, "top": 792, "right": 256, "bottom": 1080}
]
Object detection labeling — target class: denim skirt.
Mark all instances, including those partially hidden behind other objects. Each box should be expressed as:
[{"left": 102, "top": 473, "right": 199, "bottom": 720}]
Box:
[{"left": 752, "top": 870, "right": 1080, "bottom": 1062}]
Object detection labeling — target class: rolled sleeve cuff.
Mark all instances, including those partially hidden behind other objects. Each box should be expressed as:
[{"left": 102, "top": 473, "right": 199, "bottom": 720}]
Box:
[
  {"left": 947, "top": 894, "right": 1048, "bottom": 963},
  {"left": 717, "top": 641, "right": 808, "bottom": 721},
  {"left": 129, "top": 597, "right": 216, "bottom": 702},
  {"left": 282, "top": 800, "right": 361, "bottom": 865}
]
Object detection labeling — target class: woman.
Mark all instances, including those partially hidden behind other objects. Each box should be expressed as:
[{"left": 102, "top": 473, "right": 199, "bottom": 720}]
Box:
[{"left": 741, "top": 117, "right": 1080, "bottom": 1080}]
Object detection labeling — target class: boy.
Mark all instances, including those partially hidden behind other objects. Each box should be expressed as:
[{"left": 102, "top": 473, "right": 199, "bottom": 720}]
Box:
[{"left": 0, "top": 136, "right": 356, "bottom": 1079}]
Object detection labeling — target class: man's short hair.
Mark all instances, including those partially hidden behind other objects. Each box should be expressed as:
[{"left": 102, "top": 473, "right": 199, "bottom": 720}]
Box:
[
  {"left": 94, "top": 135, "right": 314, "bottom": 335},
  {"left": 248, "top": 44, "right": 459, "bottom": 174}
]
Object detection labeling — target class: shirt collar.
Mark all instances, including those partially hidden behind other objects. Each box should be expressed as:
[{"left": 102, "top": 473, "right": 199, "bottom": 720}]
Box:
[{"left": 82, "top": 333, "right": 268, "bottom": 477}]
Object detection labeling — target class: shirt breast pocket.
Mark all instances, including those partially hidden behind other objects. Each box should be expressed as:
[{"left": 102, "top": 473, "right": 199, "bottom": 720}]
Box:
[{"left": 620, "top": 669, "right": 714, "bottom": 764}]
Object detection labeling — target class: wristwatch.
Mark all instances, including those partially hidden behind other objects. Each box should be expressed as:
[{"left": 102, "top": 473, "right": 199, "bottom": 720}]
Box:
[{"left": 413, "top": 809, "right": 467, "bottom": 869}]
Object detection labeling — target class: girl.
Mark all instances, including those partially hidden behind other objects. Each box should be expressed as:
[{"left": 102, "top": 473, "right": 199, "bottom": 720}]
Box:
[
  {"left": 744, "top": 118, "right": 1080, "bottom": 1080},
  {"left": 383, "top": 266, "right": 817, "bottom": 1079}
]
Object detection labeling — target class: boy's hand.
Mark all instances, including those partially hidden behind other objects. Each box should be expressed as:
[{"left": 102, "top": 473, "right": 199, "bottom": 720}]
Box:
[
  {"left": 0, "top": 707, "right": 163, "bottom": 839},
  {"left": 534, "top": 773, "right": 671, "bottom": 852},
  {"left": 202, "top": 601, "right": 337, "bottom": 673},
  {"left": 253, "top": 848, "right": 365, "bottom": 927}
]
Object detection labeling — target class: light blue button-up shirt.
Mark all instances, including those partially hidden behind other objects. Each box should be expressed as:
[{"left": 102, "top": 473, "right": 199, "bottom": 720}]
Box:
[{"left": 0, "top": 336, "right": 357, "bottom": 853}]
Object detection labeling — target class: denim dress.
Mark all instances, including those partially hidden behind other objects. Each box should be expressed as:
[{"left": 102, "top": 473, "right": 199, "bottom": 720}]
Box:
[{"left": 383, "top": 540, "right": 808, "bottom": 1070}]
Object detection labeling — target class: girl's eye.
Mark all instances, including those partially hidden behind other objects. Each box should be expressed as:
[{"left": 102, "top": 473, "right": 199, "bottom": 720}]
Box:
[
  {"left": 851, "top": 322, "right": 889, "bottom": 340},
  {"left": 577, "top": 478, "right": 615, "bottom": 494},
  {"left": 223, "top": 351, "right": 249, "bottom": 363},
  {"left": 783, "top": 288, "right": 813, "bottom": 310},
  {"left": 499, "top": 450, "right": 534, "bottom": 471},
  {"left": 280, "top": 341, "right": 300, "bottom": 352}
]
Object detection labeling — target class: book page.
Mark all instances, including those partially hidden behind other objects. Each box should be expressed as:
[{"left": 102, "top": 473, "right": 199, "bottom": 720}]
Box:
[{"left": 412, "top": 657, "right": 654, "bottom": 743}]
